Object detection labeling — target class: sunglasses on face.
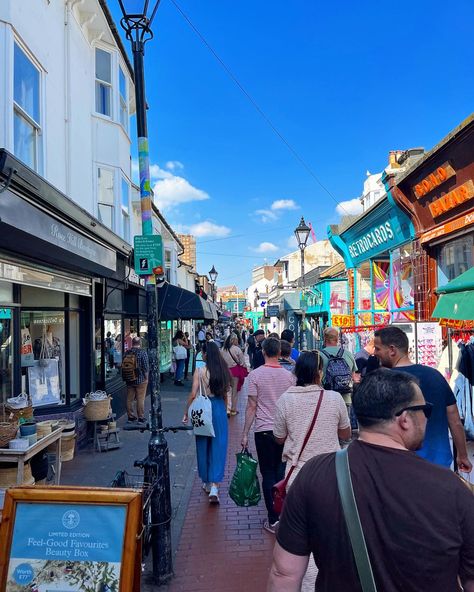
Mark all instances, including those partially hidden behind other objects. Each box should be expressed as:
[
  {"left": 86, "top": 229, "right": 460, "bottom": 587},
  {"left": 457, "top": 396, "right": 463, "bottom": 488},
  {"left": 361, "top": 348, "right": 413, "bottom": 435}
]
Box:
[{"left": 395, "top": 402, "right": 433, "bottom": 419}]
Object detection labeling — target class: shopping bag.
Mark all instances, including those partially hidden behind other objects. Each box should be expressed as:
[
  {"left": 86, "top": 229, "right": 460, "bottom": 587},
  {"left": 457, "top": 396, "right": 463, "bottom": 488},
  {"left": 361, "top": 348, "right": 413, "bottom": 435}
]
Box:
[
  {"left": 20, "top": 327, "right": 35, "bottom": 367},
  {"left": 188, "top": 372, "right": 215, "bottom": 437},
  {"left": 229, "top": 448, "right": 261, "bottom": 507}
]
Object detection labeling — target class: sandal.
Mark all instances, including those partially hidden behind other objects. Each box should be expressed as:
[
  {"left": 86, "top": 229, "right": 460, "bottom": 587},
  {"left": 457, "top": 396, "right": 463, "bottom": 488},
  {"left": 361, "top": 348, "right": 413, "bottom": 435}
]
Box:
[{"left": 230, "top": 410, "right": 239, "bottom": 416}]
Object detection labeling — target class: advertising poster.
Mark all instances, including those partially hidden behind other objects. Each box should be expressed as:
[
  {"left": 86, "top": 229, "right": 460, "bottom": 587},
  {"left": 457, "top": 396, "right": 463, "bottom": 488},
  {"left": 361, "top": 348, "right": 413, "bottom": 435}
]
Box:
[{"left": 6, "top": 502, "right": 126, "bottom": 591}]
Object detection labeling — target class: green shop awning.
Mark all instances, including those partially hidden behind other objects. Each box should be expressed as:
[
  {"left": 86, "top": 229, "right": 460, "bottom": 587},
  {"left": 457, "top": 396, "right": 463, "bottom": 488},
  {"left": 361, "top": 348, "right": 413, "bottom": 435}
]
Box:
[{"left": 432, "top": 267, "right": 474, "bottom": 321}]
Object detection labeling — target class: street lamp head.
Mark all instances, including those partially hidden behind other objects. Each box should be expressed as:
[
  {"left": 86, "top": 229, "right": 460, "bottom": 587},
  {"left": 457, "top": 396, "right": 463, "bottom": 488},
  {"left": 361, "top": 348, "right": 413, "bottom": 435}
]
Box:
[
  {"left": 118, "top": 0, "right": 161, "bottom": 45},
  {"left": 294, "top": 216, "right": 311, "bottom": 250},
  {"left": 209, "top": 265, "right": 218, "bottom": 283}
]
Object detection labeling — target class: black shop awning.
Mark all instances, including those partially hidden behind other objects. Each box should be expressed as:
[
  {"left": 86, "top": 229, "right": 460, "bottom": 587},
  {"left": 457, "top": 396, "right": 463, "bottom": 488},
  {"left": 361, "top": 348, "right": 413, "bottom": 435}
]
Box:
[{"left": 158, "top": 283, "right": 217, "bottom": 321}]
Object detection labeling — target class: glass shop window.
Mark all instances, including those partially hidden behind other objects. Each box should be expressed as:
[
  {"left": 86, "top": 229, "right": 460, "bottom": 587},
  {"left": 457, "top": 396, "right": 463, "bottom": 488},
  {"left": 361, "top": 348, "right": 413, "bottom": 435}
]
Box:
[
  {"left": 0, "top": 308, "right": 13, "bottom": 404},
  {"left": 437, "top": 234, "right": 474, "bottom": 287},
  {"left": 104, "top": 317, "right": 122, "bottom": 380},
  {"left": 20, "top": 311, "right": 65, "bottom": 407},
  {"left": 356, "top": 261, "right": 372, "bottom": 312}
]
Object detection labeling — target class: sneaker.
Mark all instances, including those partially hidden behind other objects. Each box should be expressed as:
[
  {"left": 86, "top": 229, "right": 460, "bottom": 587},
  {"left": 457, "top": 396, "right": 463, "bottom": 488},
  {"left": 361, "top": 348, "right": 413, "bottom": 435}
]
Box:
[
  {"left": 209, "top": 485, "right": 219, "bottom": 504},
  {"left": 127, "top": 416, "right": 137, "bottom": 422},
  {"left": 202, "top": 482, "right": 211, "bottom": 494},
  {"left": 263, "top": 520, "right": 279, "bottom": 534}
]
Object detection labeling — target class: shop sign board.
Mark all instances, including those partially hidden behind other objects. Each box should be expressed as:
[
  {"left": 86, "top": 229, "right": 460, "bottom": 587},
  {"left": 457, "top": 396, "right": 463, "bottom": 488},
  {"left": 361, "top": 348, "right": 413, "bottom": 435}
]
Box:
[
  {"left": 330, "top": 196, "right": 415, "bottom": 268},
  {"left": 266, "top": 305, "right": 280, "bottom": 317},
  {"left": 0, "top": 189, "right": 116, "bottom": 273},
  {"left": 134, "top": 235, "right": 163, "bottom": 275},
  {"left": 439, "top": 318, "right": 474, "bottom": 330},
  {"left": 420, "top": 209, "right": 474, "bottom": 244},
  {"left": 0, "top": 487, "right": 142, "bottom": 591},
  {"left": 332, "top": 314, "right": 355, "bottom": 327},
  {"left": 395, "top": 121, "right": 474, "bottom": 234}
]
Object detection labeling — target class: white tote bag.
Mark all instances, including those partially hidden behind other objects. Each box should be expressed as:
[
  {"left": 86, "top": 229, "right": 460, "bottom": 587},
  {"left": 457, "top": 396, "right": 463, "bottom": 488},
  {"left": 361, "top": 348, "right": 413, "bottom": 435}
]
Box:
[
  {"left": 173, "top": 344, "right": 187, "bottom": 360},
  {"left": 189, "top": 370, "right": 215, "bottom": 437}
]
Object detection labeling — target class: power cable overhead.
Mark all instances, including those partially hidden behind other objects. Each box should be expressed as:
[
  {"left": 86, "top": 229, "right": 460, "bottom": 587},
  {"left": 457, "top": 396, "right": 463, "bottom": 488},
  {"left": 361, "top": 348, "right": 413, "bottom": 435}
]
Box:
[{"left": 169, "top": 0, "right": 351, "bottom": 217}]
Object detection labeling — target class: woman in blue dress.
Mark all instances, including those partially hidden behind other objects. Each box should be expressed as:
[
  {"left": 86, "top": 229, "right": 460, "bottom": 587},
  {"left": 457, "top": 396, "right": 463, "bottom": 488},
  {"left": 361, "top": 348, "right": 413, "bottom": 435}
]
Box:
[{"left": 183, "top": 341, "right": 229, "bottom": 503}]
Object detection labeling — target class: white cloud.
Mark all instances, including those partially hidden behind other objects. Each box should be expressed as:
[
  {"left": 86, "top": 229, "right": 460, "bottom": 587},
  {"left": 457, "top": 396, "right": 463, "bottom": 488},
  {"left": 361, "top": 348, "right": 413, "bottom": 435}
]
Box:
[
  {"left": 253, "top": 242, "right": 279, "bottom": 254},
  {"left": 255, "top": 209, "right": 278, "bottom": 223},
  {"left": 271, "top": 199, "right": 298, "bottom": 211},
  {"left": 254, "top": 198, "right": 299, "bottom": 222},
  {"left": 336, "top": 198, "right": 363, "bottom": 216},
  {"left": 153, "top": 177, "right": 210, "bottom": 211},
  {"left": 175, "top": 221, "right": 231, "bottom": 238},
  {"left": 188, "top": 221, "right": 231, "bottom": 238},
  {"left": 165, "top": 160, "right": 184, "bottom": 171}
]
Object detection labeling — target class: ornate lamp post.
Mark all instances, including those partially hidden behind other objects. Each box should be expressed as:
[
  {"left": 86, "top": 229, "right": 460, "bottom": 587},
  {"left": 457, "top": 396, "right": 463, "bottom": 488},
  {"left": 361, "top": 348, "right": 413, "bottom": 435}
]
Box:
[
  {"left": 209, "top": 265, "right": 218, "bottom": 301},
  {"left": 294, "top": 217, "right": 311, "bottom": 349},
  {"left": 118, "top": 1, "right": 173, "bottom": 585}
]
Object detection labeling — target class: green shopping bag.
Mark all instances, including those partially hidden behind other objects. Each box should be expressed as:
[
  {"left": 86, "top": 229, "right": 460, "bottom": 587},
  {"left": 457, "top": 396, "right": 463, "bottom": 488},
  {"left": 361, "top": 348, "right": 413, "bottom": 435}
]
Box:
[{"left": 229, "top": 448, "right": 261, "bottom": 507}]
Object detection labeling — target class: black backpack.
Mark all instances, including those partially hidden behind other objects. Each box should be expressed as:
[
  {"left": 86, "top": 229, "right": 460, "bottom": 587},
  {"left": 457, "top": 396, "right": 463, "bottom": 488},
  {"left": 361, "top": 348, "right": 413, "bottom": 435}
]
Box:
[{"left": 321, "top": 347, "right": 353, "bottom": 394}]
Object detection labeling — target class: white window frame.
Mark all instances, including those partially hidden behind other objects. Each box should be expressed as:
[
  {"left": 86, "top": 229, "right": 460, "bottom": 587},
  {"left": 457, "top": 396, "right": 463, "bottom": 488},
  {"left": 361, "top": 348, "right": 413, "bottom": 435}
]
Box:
[
  {"left": 95, "top": 47, "right": 113, "bottom": 117},
  {"left": 97, "top": 166, "right": 116, "bottom": 231},
  {"left": 121, "top": 175, "right": 131, "bottom": 243},
  {"left": 119, "top": 65, "right": 129, "bottom": 132},
  {"left": 13, "top": 40, "right": 43, "bottom": 172}
]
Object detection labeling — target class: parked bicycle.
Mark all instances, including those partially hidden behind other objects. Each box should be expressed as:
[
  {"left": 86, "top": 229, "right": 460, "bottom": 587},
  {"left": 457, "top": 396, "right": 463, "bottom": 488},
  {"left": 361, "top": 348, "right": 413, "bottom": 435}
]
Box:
[{"left": 111, "top": 423, "right": 192, "bottom": 564}]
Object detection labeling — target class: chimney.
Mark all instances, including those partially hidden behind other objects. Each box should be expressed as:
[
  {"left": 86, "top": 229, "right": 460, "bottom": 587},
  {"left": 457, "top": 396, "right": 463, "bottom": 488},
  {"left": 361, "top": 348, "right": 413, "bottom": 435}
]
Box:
[{"left": 388, "top": 150, "right": 402, "bottom": 169}]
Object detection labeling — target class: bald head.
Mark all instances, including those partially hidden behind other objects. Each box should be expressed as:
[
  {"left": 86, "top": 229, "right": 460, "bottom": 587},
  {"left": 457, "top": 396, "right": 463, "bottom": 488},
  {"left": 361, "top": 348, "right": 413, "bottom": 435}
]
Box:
[{"left": 324, "top": 327, "right": 339, "bottom": 346}]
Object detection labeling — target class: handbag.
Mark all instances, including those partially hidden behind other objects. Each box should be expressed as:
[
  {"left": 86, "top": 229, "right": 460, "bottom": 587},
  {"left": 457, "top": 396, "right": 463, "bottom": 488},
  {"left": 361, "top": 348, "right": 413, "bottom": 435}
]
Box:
[
  {"left": 188, "top": 369, "right": 215, "bottom": 437},
  {"left": 272, "top": 390, "right": 324, "bottom": 515},
  {"left": 335, "top": 448, "right": 377, "bottom": 592},
  {"left": 173, "top": 344, "right": 187, "bottom": 360}
]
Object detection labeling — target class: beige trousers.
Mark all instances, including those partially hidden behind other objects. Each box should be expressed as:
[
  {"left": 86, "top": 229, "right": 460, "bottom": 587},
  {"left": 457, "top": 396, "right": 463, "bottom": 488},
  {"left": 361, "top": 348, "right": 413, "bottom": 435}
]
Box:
[{"left": 126, "top": 381, "right": 148, "bottom": 419}]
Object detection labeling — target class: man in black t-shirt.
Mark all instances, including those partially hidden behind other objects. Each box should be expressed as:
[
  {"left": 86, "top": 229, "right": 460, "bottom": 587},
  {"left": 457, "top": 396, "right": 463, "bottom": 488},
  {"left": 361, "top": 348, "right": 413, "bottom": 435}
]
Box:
[
  {"left": 269, "top": 368, "right": 474, "bottom": 592},
  {"left": 251, "top": 329, "right": 265, "bottom": 369}
]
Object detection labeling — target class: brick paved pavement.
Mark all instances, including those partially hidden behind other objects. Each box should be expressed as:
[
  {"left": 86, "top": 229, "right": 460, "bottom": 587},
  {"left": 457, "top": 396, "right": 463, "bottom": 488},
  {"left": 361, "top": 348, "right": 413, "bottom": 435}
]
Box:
[{"left": 166, "top": 387, "right": 275, "bottom": 592}]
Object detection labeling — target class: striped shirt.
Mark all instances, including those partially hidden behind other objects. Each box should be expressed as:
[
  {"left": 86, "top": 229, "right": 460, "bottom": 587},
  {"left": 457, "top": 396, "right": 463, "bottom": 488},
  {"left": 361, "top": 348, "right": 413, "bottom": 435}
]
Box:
[
  {"left": 247, "top": 364, "right": 296, "bottom": 432},
  {"left": 273, "top": 386, "right": 350, "bottom": 487}
]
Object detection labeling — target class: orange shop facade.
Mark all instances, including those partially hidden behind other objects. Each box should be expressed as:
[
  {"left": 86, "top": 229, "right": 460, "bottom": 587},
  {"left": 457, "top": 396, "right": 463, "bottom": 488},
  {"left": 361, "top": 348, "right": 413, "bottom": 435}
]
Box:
[{"left": 388, "top": 115, "right": 474, "bottom": 323}]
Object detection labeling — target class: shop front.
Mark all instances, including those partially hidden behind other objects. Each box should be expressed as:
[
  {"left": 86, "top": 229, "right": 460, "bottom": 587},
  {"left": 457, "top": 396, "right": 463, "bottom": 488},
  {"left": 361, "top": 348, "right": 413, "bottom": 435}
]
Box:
[
  {"left": 0, "top": 149, "right": 129, "bottom": 426},
  {"left": 328, "top": 194, "right": 415, "bottom": 327},
  {"left": 305, "top": 277, "right": 350, "bottom": 347},
  {"left": 390, "top": 115, "right": 474, "bottom": 324}
]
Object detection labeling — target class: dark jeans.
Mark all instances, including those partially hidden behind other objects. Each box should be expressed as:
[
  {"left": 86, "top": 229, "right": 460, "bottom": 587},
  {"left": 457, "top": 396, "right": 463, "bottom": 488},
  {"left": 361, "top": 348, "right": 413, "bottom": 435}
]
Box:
[
  {"left": 254, "top": 430, "right": 285, "bottom": 524},
  {"left": 184, "top": 353, "right": 191, "bottom": 379}
]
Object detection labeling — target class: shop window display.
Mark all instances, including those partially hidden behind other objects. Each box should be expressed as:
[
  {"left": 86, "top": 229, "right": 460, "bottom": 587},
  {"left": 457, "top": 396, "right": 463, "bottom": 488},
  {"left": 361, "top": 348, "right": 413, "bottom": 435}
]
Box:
[
  {"left": 391, "top": 245, "right": 415, "bottom": 322},
  {"left": 21, "top": 311, "right": 65, "bottom": 407},
  {"left": 328, "top": 282, "right": 350, "bottom": 316}
]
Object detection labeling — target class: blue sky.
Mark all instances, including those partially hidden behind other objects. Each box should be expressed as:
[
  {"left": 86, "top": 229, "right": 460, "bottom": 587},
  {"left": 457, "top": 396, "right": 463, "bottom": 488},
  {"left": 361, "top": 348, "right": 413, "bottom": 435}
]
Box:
[{"left": 111, "top": 0, "right": 474, "bottom": 289}]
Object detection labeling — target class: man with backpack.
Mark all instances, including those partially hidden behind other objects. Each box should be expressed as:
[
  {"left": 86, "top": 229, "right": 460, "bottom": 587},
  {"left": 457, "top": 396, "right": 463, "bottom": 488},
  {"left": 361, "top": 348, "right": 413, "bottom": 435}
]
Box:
[
  {"left": 320, "top": 327, "right": 359, "bottom": 425},
  {"left": 122, "top": 336, "right": 149, "bottom": 423}
]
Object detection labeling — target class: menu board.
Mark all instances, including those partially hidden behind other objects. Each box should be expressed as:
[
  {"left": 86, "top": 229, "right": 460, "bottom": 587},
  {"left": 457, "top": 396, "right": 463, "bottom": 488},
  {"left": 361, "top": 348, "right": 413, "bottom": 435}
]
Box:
[{"left": 0, "top": 488, "right": 141, "bottom": 592}]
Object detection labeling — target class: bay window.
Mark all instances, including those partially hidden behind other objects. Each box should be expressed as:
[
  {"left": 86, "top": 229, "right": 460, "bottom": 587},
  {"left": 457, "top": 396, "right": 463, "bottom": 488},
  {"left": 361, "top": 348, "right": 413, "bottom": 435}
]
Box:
[
  {"left": 95, "top": 48, "right": 112, "bottom": 116},
  {"left": 97, "top": 168, "right": 115, "bottom": 230}
]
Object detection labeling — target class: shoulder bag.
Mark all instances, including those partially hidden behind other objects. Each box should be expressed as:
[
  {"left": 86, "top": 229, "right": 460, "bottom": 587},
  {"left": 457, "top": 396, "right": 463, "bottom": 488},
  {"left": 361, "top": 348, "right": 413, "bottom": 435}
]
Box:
[
  {"left": 335, "top": 448, "right": 377, "bottom": 592},
  {"left": 272, "top": 390, "right": 324, "bottom": 515},
  {"left": 188, "top": 369, "right": 215, "bottom": 437}
]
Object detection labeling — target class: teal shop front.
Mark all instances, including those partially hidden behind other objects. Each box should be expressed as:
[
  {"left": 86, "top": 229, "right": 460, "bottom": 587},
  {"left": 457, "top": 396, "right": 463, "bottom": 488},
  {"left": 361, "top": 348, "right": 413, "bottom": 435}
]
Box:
[
  {"left": 305, "top": 278, "right": 350, "bottom": 346},
  {"left": 328, "top": 193, "right": 416, "bottom": 326}
]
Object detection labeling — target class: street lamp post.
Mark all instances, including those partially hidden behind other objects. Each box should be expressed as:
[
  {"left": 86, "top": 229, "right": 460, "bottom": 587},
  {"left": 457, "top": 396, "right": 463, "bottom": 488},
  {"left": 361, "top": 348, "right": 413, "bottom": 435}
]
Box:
[
  {"left": 118, "top": 1, "right": 173, "bottom": 585},
  {"left": 294, "top": 217, "right": 311, "bottom": 350},
  {"left": 209, "top": 265, "right": 218, "bottom": 302}
]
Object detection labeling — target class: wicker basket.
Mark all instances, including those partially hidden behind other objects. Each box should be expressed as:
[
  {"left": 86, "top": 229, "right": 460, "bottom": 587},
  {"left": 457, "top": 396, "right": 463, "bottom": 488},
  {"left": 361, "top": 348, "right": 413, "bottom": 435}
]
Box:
[
  {"left": 0, "top": 462, "right": 33, "bottom": 487},
  {"left": 83, "top": 397, "right": 112, "bottom": 421},
  {"left": 0, "top": 422, "right": 18, "bottom": 448},
  {"left": 3, "top": 404, "right": 34, "bottom": 423},
  {"left": 61, "top": 433, "right": 76, "bottom": 462}
]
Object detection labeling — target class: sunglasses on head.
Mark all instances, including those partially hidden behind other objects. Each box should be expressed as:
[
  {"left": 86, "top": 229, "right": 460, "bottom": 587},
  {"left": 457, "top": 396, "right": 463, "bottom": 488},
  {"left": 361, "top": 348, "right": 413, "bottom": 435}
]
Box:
[{"left": 395, "top": 402, "right": 433, "bottom": 419}]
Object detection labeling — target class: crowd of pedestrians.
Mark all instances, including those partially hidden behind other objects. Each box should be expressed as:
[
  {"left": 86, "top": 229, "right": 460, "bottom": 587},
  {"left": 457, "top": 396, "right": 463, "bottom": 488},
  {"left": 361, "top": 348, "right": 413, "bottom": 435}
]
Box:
[{"left": 179, "top": 321, "right": 474, "bottom": 591}]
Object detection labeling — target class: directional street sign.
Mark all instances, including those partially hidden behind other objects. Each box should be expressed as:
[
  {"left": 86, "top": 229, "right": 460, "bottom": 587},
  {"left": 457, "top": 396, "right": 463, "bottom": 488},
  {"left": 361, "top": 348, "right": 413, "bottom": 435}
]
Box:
[{"left": 134, "top": 235, "right": 163, "bottom": 275}]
